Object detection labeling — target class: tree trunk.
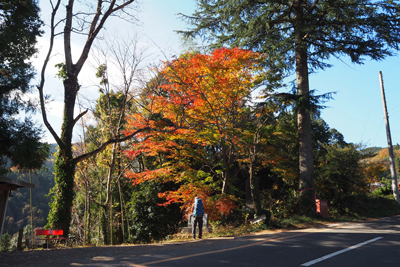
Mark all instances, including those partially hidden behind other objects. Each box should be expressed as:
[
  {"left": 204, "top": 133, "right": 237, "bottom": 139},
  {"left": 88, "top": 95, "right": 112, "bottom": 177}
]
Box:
[
  {"left": 48, "top": 150, "right": 75, "bottom": 236},
  {"left": 221, "top": 173, "right": 229, "bottom": 194},
  {"left": 84, "top": 183, "right": 87, "bottom": 246},
  {"left": 106, "top": 143, "right": 117, "bottom": 245},
  {"left": 117, "top": 211, "right": 122, "bottom": 244},
  {"left": 294, "top": 0, "right": 316, "bottom": 216},
  {"left": 47, "top": 77, "right": 78, "bottom": 237},
  {"left": 221, "top": 143, "right": 231, "bottom": 194},
  {"left": 86, "top": 188, "right": 91, "bottom": 245},
  {"left": 118, "top": 178, "right": 125, "bottom": 244},
  {"left": 102, "top": 206, "right": 108, "bottom": 245},
  {"left": 249, "top": 163, "right": 261, "bottom": 216},
  {"left": 110, "top": 194, "right": 113, "bottom": 245},
  {"left": 249, "top": 132, "right": 262, "bottom": 216},
  {"left": 29, "top": 171, "right": 34, "bottom": 246},
  {"left": 98, "top": 178, "right": 103, "bottom": 246}
]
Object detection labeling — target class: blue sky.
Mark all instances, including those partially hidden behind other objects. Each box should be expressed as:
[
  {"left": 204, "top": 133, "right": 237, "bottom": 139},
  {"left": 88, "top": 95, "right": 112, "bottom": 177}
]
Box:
[
  {"left": 34, "top": 0, "right": 399, "bottom": 148},
  {"left": 310, "top": 56, "right": 400, "bottom": 149}
]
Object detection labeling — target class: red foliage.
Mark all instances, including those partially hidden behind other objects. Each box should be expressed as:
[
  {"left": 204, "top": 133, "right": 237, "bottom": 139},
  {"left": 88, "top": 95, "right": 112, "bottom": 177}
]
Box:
[{"left": 122, "top": 47, "right": 270, "bottom": 221}]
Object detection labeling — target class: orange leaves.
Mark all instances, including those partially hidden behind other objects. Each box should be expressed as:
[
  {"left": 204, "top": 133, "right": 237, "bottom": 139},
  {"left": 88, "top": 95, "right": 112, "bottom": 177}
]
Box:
[
  {"left": 214, "top": 194, "right": 238, "bottom": 218},
  {"left": 156, "top": 48, "right": 266, "bottom": 131},
  {"left": 158, "top": 184, "right": 237, "bottom": 221},
  {"left": 126, "top": 167, "right": 174, "bottom": 185},
  {"left": 377, "top": 148, "right": 389, "bottom": 160},
  {"left": 362, "top": 162, "right": 386, "bottom": 184},
  {"left": 122, "top": 48, "right": 273, "bottom": 221}
]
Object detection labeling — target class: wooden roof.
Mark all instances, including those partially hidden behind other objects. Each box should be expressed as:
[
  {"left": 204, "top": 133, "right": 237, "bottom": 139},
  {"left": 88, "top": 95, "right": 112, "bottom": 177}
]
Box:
[{"left": 0, "top": 176, "right": 35, "bottom": 191}]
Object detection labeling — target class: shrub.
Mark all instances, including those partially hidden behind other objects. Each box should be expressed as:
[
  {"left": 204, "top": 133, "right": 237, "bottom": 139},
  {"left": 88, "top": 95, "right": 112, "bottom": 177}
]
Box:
[
  {"left": 1, "top": 232, "right": 11, "bottom": 252},
  {"left": 127, "top": 180, "right": 183, "bottom": 243}
]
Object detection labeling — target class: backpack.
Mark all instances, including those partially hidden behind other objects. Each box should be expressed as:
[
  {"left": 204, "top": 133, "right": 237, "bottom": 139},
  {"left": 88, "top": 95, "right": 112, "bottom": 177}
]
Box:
[{"left": 193, "top": 197, "right": 204, "bottom": 217}]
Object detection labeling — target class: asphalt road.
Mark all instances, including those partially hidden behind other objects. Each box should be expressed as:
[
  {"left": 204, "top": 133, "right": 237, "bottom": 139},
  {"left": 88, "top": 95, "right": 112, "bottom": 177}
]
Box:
[
  {"left": 1, "top": 216, "right": 399, "bottom": 266},
  {"left": 132, "top": 216, "right": 400, "bottom": 267}
]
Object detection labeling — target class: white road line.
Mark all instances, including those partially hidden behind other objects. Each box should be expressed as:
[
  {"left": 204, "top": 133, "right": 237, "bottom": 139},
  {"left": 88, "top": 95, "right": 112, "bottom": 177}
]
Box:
[
  {"left": 300, "top": 237, "right": 383, "bottom": 266},
  {"left": 327, "top": 222, "right": 349, "bottom": 227},
  {"left": 327, "top": 224, "right": 341, "bottom": 227}
]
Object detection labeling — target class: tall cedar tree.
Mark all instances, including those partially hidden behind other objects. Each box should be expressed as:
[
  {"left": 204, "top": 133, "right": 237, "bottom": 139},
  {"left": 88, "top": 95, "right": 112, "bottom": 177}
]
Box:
[
  {"left": 38, "top": 0, "right": 140, "bottom": 237},
  {"left": 0, "top": 0, "right": 44, "bottom": 173},
  {"left": 182, "top": 0, "right": 400, "bottom": 215}
]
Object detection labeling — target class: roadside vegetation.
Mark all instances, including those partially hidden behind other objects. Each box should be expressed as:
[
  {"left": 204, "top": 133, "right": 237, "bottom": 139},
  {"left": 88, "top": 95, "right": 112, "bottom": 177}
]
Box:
[
  {"left": 3, "top": 143, "right": 400, "bottom": 251},
  {"left": 3, "top": 0, "right": 400, "bottom": 253}
]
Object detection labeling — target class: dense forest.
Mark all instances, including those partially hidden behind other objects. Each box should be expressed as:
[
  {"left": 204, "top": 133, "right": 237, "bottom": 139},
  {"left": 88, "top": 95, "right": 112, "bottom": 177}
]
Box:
[
  {"left": 3, "top": 47, "right": 400, "bottom": 248},
  {"left": 3, "top": 104, "right": 400, "bottom": 247},
  {"left": 3, "top": 0, "right": 400, "bottom": 252}
]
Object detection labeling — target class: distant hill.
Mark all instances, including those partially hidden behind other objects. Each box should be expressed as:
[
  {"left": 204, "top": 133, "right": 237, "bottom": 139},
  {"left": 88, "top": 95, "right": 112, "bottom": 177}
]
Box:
[
  {"left": 364, "top": 146, "right": 400, "bottom": 162},
  {"left": 360, "top": 146, "right": 383, "bottom": 156},
  {"left": 2, "top": 144, "right": 57, "bottom": 237}
]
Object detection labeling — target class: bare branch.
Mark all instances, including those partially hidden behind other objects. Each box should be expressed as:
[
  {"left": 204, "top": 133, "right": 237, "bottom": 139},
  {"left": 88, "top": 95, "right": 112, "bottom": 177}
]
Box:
[
  {"left": 64, "top": 0, "right": 74, "bottom": 72},
  {"left": 37, "top": 0, "right": 63, "bottom": 147},
  {"left": 73, "top": 127, "right": 148, "bottom": 163},
  {"left": 74, "top": 0, "right": 138, "bottom": 74},
  {"left": 73, "top": 109, "right": 89, "bottom": 126},
  {"left": 73, "top": 126, "right": 180, "bottom": 164}
]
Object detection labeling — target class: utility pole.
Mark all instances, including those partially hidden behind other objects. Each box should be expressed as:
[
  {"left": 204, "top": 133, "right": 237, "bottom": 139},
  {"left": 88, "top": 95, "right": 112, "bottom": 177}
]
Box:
[{"left": 379, "top": 71, "right": 400, "bottom": 204}]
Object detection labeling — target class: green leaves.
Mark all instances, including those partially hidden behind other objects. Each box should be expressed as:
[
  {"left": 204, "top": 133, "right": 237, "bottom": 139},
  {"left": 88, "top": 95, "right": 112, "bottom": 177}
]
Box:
[
  {"left": 55, "top": 63, "right": 67, "bottom": 81},
  {"left": 0, "top": 1, "right": 44, "bottom": 173},
  {"left": 183, "top": 0, "right": 400, "bottom": 71},
  {"left": 96, "top": 64, "right": 108, "bottom": 86}
]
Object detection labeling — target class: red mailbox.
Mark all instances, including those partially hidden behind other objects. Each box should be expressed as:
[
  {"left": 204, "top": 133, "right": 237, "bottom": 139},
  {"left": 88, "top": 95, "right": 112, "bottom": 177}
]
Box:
[{"left": 316, "top": 199, "right": 328, "bottom": 218}]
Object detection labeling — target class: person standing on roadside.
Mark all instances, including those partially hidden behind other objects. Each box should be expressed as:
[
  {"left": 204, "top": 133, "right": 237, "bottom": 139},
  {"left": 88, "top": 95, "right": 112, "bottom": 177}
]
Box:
[{"left": 192, "top": 196, "right": 205, "bottom": 239}]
